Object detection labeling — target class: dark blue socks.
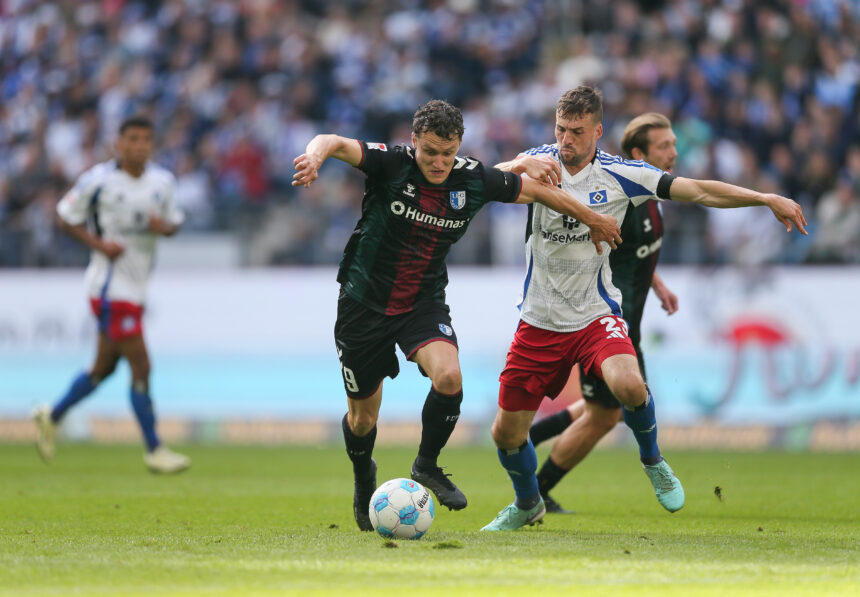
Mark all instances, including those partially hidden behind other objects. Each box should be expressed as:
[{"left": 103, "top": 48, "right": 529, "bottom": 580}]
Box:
[
  {"left": 497, "top": 439, "right": 541, "bottom": 510},
  {"left": 622, "top": 387, "right": 662, "bottom": 465},
  {"left": 51, "top": 372, "right": 97, "bottom": 423},
  {"left": 130, "top": 385, "right": 160, "bottom": 452},
  {"left": 53, "top": 371, "right": 160, "bottom": 453}
]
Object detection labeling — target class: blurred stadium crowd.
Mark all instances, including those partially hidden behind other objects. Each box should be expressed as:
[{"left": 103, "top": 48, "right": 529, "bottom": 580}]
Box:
[{"left": 1, "top": 0, "right": 859, "bottom": 267}]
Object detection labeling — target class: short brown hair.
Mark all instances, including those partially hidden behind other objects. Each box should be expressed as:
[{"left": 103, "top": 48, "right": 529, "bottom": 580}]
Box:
[
  {"left": 412, "top": 100, "right": 464, "bottom": 140},
  {"left": 557, "top": 86, "right": 603, "bottom": 123},
  {"left": 621, "top": 112, "right": 672, "bottom": 159}
]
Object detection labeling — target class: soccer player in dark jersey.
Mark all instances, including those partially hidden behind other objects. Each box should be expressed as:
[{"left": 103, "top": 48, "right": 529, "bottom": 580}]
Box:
[
  {"left": 525, "top": 113, "right": 682, "bottom": 514},
  {"left": 291, "top": 99, "right": 622, "bottom": 531}
]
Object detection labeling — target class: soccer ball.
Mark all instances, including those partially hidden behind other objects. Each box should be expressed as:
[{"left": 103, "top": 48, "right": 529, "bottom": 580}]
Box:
[{"left": 369, "top": 478, "right": 435, "bottom": 539}]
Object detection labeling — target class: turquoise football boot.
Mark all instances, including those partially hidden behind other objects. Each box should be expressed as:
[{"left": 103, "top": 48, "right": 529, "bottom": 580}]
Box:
[
  {"left": 480, "top": 498, "right": 546, "bottom": 531},
  {"left": 643, "top": 459, "right": 685, "bottom": 512}
]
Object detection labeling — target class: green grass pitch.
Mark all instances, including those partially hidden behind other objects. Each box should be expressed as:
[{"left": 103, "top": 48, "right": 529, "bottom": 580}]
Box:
[{"left": 1, "top": 443, "right": 858, "bottom": 596}]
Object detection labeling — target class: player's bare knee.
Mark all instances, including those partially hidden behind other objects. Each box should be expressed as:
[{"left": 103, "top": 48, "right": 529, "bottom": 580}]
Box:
[
  {"left": 490, "top": 421, "right": 526, "bottom": 450},
  {"left": 432, "top": 367, "right": 462, "bottom": 396},
  {"left": 349, "top": 411, "right": 378, "bottom": 436},
  {"left": 610, "top": 374, "right": 646, "bottom": 408},
  {"left": 132, "top": 379, "right": 149, "bottom": 394},
  {"left": 131, "top": 361, "right": 151, "bottom": 382}
]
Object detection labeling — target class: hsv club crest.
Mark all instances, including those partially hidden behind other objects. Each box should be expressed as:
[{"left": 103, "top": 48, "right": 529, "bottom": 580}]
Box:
[{"left": 589, "top": 190, "right": 608, "bottom": 204}]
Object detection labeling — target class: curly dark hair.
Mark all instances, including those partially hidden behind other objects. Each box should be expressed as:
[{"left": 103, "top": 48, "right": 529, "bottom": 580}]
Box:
[
  {"left": 412, "top": 100, "right": 464, "bottom": 140},
  {"left": 557, "top": 86, "right": 603, "bottom": 123}
]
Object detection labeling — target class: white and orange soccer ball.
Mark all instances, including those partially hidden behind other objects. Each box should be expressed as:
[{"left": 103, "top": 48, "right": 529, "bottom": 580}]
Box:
[{"left": 368, "top": 478, "right": 435, "bottom": 539}]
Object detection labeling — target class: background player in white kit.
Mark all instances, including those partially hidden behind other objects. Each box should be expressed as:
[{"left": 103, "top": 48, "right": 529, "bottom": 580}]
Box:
[
  {"left": 481, "top": 87, "right": 807, "bottom": 531},
  {"left": 33, "top": 116, "right": 190, "bottom": 474}
]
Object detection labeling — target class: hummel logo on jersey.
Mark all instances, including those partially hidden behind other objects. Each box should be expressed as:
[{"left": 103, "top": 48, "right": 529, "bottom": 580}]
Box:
[
  {"left": 453, "top": 157, "right": 479, "bottom": 170},
  {"left": 589, "top": 190, "right": 608, "bottom": 204},
  {"left": 449, "top": 191, "right": 466, "bottom": 210},
  {"left": 403, "top": 183, "right": 416, "bottom": 198},
  {"left": 367, "top": 142, "right": 387, "bottom": 151}
]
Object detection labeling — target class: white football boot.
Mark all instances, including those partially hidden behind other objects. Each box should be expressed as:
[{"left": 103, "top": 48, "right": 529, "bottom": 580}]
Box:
[
  {"left": 32, "top": 405, "right": 56, "bottom": 464},
  {"left": 144, "top": 445, "right": 191, "bottom": 474}
]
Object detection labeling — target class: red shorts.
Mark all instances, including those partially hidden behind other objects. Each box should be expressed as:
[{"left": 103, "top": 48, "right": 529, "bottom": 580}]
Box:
[
  {"left": 498, "top": 316, "right": 636, "bottom": 411},
  {"left": 89, "top": 298, "right": 144, "bottom": 341}
]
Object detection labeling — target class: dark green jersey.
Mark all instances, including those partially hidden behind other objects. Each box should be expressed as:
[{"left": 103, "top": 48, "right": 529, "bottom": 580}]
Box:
[
  {"left": 609, "top": 199, "right": 664, "bottom": 347},
  {"left": 337, "top": 141, "right": 522, "bottom": 315}
]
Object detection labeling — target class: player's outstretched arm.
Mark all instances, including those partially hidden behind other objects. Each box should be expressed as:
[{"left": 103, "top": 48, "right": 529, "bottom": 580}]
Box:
[
  {"left": 670, "top": 177, "right": 808, "bottom": 235},
  {"left": 516, "top": 176, "right": 621, "bottom": 255},
  {"left": 292, "top": 135, "right": 363, "bottom": 188},
  {"left": 651, "top": 271, "right": 678, "bottom": 315}
]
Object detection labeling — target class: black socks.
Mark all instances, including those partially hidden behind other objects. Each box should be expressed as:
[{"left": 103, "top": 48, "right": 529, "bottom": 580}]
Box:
[
  {"left": 416, "top": 387, "right": 463, "bottom": 469},
  {"left": 529, "top": 409, "right": 573, "bottom": 446},
  {"left": 342, "top": 413, "right": 376, "bottom": 479},
  {"left": 537, "top": 456, "right": 570, "bottom": 495}
]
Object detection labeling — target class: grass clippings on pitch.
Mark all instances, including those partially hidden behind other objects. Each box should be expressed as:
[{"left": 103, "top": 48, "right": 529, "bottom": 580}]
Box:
[{"left": 1, "top": 443, "right": 858, "bottom": 596}]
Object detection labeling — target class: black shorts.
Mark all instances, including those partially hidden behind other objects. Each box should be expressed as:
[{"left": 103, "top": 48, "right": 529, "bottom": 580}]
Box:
[
  {"left": 580, "top": 343, "right": 645, "bottom": 409},
  {"left": 334, "top": 290, "right": 458, "bottom": 399}
]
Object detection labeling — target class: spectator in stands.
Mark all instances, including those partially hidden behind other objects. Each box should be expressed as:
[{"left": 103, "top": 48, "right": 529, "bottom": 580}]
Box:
[{"left": 0, "top": 0, "right": 858, "bottom": 265}]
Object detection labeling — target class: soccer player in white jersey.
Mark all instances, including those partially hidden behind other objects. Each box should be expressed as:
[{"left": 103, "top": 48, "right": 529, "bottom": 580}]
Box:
[
  {"left": 527, "top": 113, "right": 680, "bottom": 515},
  {"left": 33, "top": 116, "right": 190, "bottom": 474},
  {"left": 481, "top": 86, "right": 807, "bottom": 531}
]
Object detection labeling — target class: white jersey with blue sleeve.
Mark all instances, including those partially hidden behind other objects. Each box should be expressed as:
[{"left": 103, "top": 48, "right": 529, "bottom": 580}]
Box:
[
  {"left": 518, "top": 145, "right": 673, "bottom": 332},
  {"left": 57, "top": 160, "right": 183, "bottom": 305}
]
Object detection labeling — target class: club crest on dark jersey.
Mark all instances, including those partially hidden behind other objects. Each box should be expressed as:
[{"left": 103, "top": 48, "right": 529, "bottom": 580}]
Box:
[{"left": 449, "top": 191, "right": 466, "bottom": 210}]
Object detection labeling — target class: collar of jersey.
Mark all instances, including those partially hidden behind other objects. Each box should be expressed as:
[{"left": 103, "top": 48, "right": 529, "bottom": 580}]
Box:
[
  {"left": 115, "top": 160, "right": 152, "bottom": 178},
  {"left": 561, "top": 157, "right": 594, "bottom": 186}
]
